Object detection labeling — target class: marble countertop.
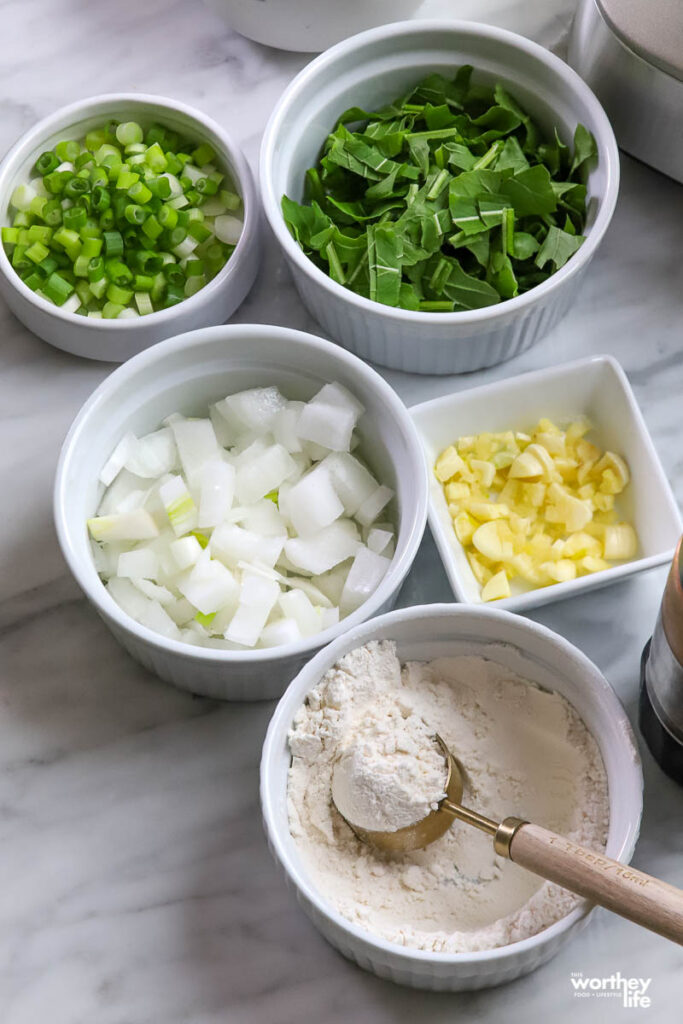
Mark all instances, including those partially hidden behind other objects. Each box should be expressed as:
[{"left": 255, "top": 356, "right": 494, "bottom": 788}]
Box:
[{"left": 1, "top": 0, "right": 682, "bottom": 1020}]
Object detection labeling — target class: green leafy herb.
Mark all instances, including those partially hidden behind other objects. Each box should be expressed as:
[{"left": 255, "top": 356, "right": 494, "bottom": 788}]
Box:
[{"left": 282, "top": 66, "right": 596, "bottom": 311}]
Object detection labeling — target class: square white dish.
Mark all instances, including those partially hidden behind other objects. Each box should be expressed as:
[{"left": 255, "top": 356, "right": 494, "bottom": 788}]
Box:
[{"left": 410, "top": 355, "right": 682, "bottom": 612}]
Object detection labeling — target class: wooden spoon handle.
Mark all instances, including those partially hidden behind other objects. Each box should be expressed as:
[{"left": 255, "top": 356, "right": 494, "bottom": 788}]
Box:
[{"left": 508, "top": 823, "right": 683, "bottom": 944}]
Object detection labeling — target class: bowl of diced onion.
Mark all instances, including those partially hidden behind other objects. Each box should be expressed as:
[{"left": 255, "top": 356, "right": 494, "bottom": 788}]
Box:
[
  {"left": 54, "top": 323, "right": 429, "bottom": 700},
  {"left": 0, "top": 93, "right": 260, "bottom": 361}
]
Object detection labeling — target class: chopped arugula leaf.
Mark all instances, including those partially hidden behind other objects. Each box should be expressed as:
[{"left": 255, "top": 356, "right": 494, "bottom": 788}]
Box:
[{"left": 282, "top": 66, "right": 596, "bottom": 311}]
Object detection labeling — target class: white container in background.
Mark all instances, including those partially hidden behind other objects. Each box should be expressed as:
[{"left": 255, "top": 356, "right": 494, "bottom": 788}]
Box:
[
  {"left": 410, "top": 355, "right": 682, "bottom": 612},
  {"left": 53, "top": 324, "right": 429, "bottom": 701},
  {"left": 261, "top": 603, "right": 643, "bottom": 990},
  {"left": 0, "top": 94, "right": 261, "bottom": 362},
  {"left": 260, "top": 20, "right": 620, "bottom": 374},
  {"left": 204, "top": 0, "right": 425, "bottom": 52}
]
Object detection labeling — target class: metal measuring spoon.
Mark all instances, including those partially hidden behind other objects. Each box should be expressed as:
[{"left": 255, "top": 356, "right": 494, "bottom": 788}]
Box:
[{"left": 333, "top": 736, "right": 683, "bottom": 944}]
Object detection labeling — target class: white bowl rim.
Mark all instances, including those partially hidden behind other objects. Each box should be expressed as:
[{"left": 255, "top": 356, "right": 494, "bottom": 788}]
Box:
[
  {"left": 409, "top": 353, "right": 683, "bottom": 611},
  {"left": 260, "top": 601, "right": 644, "bottom": 965},
  {"left": 53, "top": 322, "right": 429, "bottom": 664},
  {"left": 260, "top": 18, "right": 620, "bottom": 327},
  {"left": 0, "top": 92, "right": 258, "bottom": 330}
]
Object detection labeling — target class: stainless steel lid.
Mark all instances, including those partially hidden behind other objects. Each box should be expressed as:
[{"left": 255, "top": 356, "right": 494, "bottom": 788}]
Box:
[
  {"left": 569, "top": 0, "right": 683, "bottom": 183},
  {"left": 598, "top": 0, "right": 683, "bottom": 82}
]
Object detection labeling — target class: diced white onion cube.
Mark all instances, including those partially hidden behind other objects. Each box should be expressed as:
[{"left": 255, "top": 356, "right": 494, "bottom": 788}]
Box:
[
  {"left": 224, "top": 572, "right": 279, "bottom": 647},
  {"left": 283, "top": 465, "right": 344, "bottom": 536},
  {"left": 166, "top": 597, "right": 197, "bottom": 626},
  {"left": 320, "top": 606, "right": 340, "bottom": 631},
  {"left": 272, "top": 403, "right": 304, "bottom": 453},
  {"left": 87, "top": 510, "right": 159, "bottom": 542},
  {"left": 314, "top": 382, "right": 364, "bottom": 419},
  {"left": 285, "top": 520, "right": 360, "bottom": 575},
  {"left": 259, "top": 618, "right": 302, "bottom": 648},
  {"left": 311, "top": 564, "right": 351, "bottom": 606},
  {"left": 131, "top": 578, "right": 175, "bottom": 605},
  {"left": 170, "top": 535, "right": 203, "bottom": 570},
  {"left": 340, "top": 547, "right": 391, "bottom": 614},
  {"left": 99, "top": 432, "right": 137, "bottom": 486},
  {"left": 159, "top": 475, "right": 198, "bottom": 536},
  {"left": 235, "top": 444, "right": 296, "bottom": 505},
  {"left": 170, "top": 419, "right": 220, "bottom": 486},
  {"left": 178, "top": 557, "right": 240, "bottom": 615},
  {"left": 367, "top": 527, "right": 394, "bottom": 556},
  {"left": 198, "top": 459, "right": 235, "bottom": 528},
  {"left": 297, "top": 400, "right": 356, "bottom": 452},
  {"left": 284, "top": 577, "right": 333, "bottom": 608},
  {"left": 278, "top": 589, "right": 321, "bottom": 637},
  {"left": 323, "top": 452, "right": 379, "bottom": 515},
  {"left": 124, "top": 428, "right": 177, "bottom": 478},
  {"left": 139, "top": 599, "right": 182, "bottom": 639},
  {"left": 238, "top": 498, "right": 287, "bottom": 537},
  {"left": 117, "top": 549, "right": 159, "bottom": 580},
  {"left": 355, "top": 485, "right": 394, "bottom": 527},
  {"left": 216, "top": 387, "right": 286, "bottom": 435},
  {"left": 211, "top": 522, "right": 284, "bottom": 569}
]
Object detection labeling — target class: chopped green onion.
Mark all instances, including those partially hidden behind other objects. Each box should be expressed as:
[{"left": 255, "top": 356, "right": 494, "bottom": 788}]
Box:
[
  {"left": 127, "top": 180, "right": 152, "bottom": 204},
  {"left": 63, "top": 206, "right": 87, "bottom": 231},
  {"left": 26, "top": 241, "right": 50, "bottom": 264},
  {"left": 158, "top": 205, "right": 178, "bottom": 230},
  {"left": 116, "top": 168, "right": 139, "bottom": 191},
  {"left": 141, "top": 214, "right": 162, "bottom": 240},
  {"left": 115, "top": 121, "right": 143, "bottom": 146},
  {"left": 134, "top": 291, "right": 154, "bottom": 315},
  {"left": 103, "top": 230, "right": 123, "bottom": 256},
  {"left": 81, "top": 237, "right": 102, "bottom": 258},
  {"left": 34, "top": 151, "right": 59, "bottom": 176},
  {"left": 43, "top": 272, "right": 75, "bottom": 305},
  {"left": 192, "top": 142, "right": 216, "bottom": 166},
  {"left": 124, "top": 204, "right": 146, "bottom": 225},
  {"left": 55, "top": 139, "right": 81, "bottom": 163},
  {"left": 102, "top": 301, "right": 125, "bottom": 318},
  {"left": 106, "top": 282, "right": 133, "bottom": 305},
  {"left": 3, "top": 117, "right": 241, "bottom": 318},
  {"left": 106, "top": 259, "right": 133, "bottom": 285},
  {"left": 64, "top": 177, "right": 89, "bottom": 199},
  {"left": 145, "top": 143, "right": 167, "bottom": 173},
  {"left": 87, "top": 256, "right": 105, "bottom": 282},
  {"left": 133, "top": 273, "right": 154, "bottom": 291}
]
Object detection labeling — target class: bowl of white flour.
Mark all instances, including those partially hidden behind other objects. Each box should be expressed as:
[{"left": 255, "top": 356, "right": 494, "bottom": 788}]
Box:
[{"left": 260, "top": 604, "right": 643, "bottom": 991}]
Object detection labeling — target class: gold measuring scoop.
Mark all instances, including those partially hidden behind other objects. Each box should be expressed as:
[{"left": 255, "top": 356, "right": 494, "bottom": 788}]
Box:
[{"left": 335, "top": 736, "right": 683, "bottom": 944}]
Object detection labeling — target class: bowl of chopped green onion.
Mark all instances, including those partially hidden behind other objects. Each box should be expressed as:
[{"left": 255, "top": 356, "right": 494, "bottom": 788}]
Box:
[
  {"left": 0, "top": 94, "right": 260, "bottom": 361},
  {"left": 260, "top": 20, "right": 619, "bottom": 375}
]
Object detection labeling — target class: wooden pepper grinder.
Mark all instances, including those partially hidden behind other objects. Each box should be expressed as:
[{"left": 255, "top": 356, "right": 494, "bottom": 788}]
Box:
[{"left": 640, "top": 536, "right": 683, "bottom": 784}]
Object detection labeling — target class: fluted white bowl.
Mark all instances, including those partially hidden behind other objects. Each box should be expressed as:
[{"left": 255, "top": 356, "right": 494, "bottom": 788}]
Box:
[
  {"left": 260, "top": 20, "right": 620, "bottom": 374},
  {"left": 261, "top": 603, "right": 643, "bottom": 990},
  {"left": 53, "top": 324, "right": 428, "bottom": 700}
]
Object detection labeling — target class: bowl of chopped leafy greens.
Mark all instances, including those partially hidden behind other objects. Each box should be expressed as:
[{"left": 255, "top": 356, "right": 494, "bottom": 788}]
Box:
[{"left": 260, "top": 20, "right": 619, "bottom": 375}]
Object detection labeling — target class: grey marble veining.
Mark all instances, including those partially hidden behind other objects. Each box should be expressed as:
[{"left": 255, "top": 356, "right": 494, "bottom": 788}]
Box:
[{"left": 1, "top": 1, "right": 682, "bottom": 1021}]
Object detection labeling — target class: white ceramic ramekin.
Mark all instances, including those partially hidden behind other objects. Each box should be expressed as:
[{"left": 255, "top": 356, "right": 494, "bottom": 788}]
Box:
[
  {"left": 410, "top": 355, "right": 683, "bottom": 613},
  {"left": 261, "top": 603, "right": 643, "bottom": 991},
  {"left": 0, "top": 94, "right": 260, "bottom": 362},
  {"left": 204, "top": 0, "right": 425, "bottom": 52},
  {"left": 53, "top": 324, "right": 429, "bottom": 701},
  {"left": 260, "top": 20, "right": 620, "bottom": 374}
]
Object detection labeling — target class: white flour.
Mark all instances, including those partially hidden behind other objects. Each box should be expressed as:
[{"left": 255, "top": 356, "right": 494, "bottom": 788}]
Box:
[
  {"left": 287, "top": 640, "right": 609, "bottom": 953},
  {"left": 331, "top": 706, "right": 447, "bottom": 832}
]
